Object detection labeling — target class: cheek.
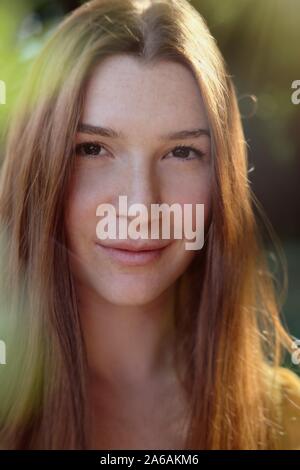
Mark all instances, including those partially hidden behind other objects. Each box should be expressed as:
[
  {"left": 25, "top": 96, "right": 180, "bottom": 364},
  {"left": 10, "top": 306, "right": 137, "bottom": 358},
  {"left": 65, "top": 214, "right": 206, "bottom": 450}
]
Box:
[
  {"left": 64, "top": 172, "right": 101, "bottom": 252},
  {"left": 162, "top": 170, "right": 212, "bottom": 235},
  {"left": 65, "top": 164, "right": 118, "bottom": 240}
]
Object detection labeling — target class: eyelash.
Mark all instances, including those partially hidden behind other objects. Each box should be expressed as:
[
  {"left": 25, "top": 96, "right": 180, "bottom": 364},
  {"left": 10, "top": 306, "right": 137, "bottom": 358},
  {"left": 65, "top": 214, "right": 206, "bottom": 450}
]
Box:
[
  {"left": 169, "top": 144, "right": 205, "bottom": 161},
  {"left": 75, "top": 141, "right": 205, "bottom": 161}
]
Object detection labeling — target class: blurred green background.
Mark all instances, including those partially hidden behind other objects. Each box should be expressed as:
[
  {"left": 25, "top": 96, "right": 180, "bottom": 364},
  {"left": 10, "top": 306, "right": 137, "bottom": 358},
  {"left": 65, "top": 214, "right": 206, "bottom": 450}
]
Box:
[{"left": 0, "top": 0, "right": 299, "bottom": 369}]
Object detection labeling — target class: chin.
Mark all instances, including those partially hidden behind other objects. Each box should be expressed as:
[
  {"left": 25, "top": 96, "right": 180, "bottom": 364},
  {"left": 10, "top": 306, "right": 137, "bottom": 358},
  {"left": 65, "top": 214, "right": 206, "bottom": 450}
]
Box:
[
  {"left": 96, "top": 280, "right": 170, "bottom": 307},
  {"left": 98, "top": 291, "right": 159, "bottom": 307}
]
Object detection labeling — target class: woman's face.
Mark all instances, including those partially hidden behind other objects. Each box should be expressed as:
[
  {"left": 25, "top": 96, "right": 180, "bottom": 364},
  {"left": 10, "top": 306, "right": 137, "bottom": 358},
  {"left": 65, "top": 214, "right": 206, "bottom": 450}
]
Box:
[{"left": 65, "top": 55, "right": 212, "bottom": 306}]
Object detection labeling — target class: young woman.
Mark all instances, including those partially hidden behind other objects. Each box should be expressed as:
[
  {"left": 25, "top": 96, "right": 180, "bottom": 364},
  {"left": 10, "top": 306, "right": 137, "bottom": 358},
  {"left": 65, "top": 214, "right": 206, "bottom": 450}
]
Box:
[{"left": 0, "top": 0, "right": 299, "bottom": 450}]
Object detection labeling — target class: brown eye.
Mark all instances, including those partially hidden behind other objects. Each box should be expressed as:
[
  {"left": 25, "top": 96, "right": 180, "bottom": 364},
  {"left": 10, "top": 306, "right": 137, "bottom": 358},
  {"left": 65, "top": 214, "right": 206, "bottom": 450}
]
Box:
[
  {"left": 75, "top": 142, "right": 103, "bottom": 157},
  {"left": 171, "top": 145, "right": 205, "bottom": 161}
]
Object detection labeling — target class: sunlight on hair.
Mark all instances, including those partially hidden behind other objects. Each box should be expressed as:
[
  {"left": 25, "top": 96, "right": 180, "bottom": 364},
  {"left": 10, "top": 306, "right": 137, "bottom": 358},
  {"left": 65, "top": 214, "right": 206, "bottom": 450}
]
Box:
[
  {"left": 135, "top": 0, "right": 152, "bottom": 9},
  {"left": 0, "top": 224, "right": 44, "bottom": 436}
]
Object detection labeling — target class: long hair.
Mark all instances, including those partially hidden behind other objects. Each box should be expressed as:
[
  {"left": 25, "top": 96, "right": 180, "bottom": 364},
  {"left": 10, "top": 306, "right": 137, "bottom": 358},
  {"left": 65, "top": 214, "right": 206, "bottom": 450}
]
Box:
[{"left": 0, "top": 0, "right": 293, "bottom": 449}]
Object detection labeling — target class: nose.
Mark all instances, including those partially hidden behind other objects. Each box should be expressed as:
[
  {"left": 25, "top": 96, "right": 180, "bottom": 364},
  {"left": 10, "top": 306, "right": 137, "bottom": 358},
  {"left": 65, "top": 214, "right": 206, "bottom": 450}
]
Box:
[{"left": 118, "top": 159, "right": 161, "bottom": 217}]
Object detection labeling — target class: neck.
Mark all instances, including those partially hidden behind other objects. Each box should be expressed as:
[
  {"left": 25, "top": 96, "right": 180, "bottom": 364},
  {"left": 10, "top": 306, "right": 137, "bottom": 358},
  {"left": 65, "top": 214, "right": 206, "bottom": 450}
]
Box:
[{"left": 77, "top": 281, "right": 177, "bottom": 387}]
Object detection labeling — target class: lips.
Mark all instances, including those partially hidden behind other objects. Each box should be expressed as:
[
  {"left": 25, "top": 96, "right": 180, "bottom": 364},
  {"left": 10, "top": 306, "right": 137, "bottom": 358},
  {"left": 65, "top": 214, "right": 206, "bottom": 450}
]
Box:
[
  {"left": 95, "top": 240, "right": 172, "bottom": 266},
  {"left": 96, "top": 240, "right": 171, "bottom": 252}
]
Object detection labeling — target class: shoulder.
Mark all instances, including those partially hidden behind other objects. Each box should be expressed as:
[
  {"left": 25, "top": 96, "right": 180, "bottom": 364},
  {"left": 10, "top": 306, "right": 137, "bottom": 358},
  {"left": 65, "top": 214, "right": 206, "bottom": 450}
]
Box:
[{"left": 266, "top": 366, "right": 300, "bottom": 449}]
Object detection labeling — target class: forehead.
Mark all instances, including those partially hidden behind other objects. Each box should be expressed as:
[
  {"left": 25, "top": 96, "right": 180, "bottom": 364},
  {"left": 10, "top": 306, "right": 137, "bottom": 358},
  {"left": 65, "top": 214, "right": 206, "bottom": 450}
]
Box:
[{"left": 82, "top": 55, "right": 209, "bottom": 138}]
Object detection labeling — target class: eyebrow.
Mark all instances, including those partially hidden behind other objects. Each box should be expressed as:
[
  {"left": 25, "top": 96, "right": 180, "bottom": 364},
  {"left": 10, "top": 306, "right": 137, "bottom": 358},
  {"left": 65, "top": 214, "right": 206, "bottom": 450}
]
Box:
[{"left": 77, "top": 123, "right": 210, "bottom": 140}]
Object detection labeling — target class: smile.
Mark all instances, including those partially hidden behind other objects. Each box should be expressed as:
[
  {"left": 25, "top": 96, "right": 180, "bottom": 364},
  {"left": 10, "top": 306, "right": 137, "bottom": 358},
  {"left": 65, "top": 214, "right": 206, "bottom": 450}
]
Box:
[{"left": 95, "top": 241, "right": 171, "bottom": 266}]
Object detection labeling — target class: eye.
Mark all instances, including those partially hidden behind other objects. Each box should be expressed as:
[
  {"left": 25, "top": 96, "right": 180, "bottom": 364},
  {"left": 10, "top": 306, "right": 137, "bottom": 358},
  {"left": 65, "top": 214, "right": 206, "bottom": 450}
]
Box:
[
  {"left": 168, "top": 145, "right": 205, "bottom": 161},
  {"left": 75, "top": 141, "right": 107, "bottom": 158}
]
